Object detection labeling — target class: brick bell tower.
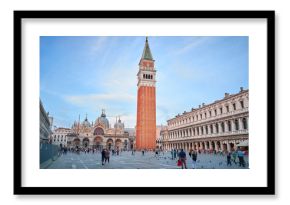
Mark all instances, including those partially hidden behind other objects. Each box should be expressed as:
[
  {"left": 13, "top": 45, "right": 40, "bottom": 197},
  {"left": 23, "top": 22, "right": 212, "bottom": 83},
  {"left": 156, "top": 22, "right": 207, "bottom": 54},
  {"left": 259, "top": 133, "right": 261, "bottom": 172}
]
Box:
[{"left": 136, "top": 37, "right": 156, "bottom": 150}]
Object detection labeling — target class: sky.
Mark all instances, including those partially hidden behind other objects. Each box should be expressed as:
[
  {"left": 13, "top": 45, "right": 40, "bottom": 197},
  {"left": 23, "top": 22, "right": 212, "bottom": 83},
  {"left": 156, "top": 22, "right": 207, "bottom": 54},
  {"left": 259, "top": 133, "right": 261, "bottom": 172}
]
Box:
[{"left": 40, "top": 36, "right": 248, "bottom": 128}]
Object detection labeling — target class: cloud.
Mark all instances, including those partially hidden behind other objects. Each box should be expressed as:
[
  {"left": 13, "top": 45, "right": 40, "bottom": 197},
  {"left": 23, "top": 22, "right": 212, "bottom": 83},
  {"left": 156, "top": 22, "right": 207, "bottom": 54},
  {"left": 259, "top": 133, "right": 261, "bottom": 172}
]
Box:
[
  {"left": 174, "top": 37, "right": 211, "bottom": 55},
  {"left": 64, "top": 93, "right": 135, "bottom": 106}
]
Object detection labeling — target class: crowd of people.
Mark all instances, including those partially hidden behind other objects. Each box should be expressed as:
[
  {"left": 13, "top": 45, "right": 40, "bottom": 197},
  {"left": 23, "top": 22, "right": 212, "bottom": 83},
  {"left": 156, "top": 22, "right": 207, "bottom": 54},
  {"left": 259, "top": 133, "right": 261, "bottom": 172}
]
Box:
[
  {"left": 57, "top": 144, "right": 248, "bottom": 169},
  {"left": 172, "top": 147, "right": 248, "bottom": 169}
]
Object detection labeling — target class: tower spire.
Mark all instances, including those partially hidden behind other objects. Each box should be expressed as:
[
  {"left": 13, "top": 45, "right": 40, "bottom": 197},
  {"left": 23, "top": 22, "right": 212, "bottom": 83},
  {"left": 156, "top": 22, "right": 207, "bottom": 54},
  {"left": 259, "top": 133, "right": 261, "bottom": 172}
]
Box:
[{"left": 141, "top": 36, "right": 153, "bottom": 60}]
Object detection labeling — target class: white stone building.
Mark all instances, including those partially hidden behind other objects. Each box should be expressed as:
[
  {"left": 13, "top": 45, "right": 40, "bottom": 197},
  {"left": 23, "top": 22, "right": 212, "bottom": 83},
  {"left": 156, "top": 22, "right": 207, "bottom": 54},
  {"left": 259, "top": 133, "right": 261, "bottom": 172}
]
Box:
[
  {"left": 51, "top": 127, "right": 71, "bottom": 147},
  {"left": 161, "top": 87, "right": 249, "bottom": 152}
]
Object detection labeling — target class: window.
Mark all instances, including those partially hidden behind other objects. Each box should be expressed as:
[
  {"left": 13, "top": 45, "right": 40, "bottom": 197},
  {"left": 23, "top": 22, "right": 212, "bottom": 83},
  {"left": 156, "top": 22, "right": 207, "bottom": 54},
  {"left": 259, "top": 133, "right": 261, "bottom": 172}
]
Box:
[
  {"left": 209, "top": 111, "right": 212, "bottom": 117},
  {"left": 242, "top": 118, "right": 247, "bottom": 129},
  {"left": 235, "top": 119, "right": 239, "bottom": 130},
  {"left": 240, "top": 101, "right": 244, "bottom": 109},
  {"left": 200, "top": 114, "right": 202, "bottom": 120},
  {"left": 228, "top": 121, "right": 232, "bottom": 132},
  {"left": 214, "top": 109, "right": 217, "bottom": 116},
  {"left": 233, "top": 103, "right": 236, "bottom": 110},
  {"left": 220, "top": 107, "right": 223, "bottom": 114},
  {"left": 205, "top": 112, "right": 207, "bottom": 118},
  {"left": 210, "top": 125, "right": 213, "bottom": 133},
  {"left": 206, "top": 126, "right": 208, "bottom": 134},
  {"left": 226, "top": 105, "right": 229, "bottom": 112}
]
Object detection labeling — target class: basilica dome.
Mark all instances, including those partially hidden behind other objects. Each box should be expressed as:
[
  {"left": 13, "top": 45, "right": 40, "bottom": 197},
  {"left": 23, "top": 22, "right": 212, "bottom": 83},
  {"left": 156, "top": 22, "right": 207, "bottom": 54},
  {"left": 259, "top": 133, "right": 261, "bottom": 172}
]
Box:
[
  {"left": 96, "top": 110, "right": 110, "bottom": 128},
  {"left": 82, "top": 115, "right": 91, "bottom": 128},
  {"left": 114, "top": 117, "right": 124, "bottom": 130}
]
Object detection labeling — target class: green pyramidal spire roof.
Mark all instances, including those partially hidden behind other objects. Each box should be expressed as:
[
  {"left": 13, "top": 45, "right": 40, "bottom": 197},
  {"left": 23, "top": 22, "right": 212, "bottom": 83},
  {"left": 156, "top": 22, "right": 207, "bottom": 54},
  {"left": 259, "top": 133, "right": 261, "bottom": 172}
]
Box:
[{"left": 141, "top": 37, "right": 154, "bottom": 60}]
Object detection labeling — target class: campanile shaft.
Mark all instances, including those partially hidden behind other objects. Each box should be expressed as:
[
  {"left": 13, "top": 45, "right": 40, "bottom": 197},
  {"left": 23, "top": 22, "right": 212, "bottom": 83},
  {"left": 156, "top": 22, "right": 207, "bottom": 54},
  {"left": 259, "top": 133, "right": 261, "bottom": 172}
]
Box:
[{"left": 136, "top": 37, "right": 156, "bottom": 150}]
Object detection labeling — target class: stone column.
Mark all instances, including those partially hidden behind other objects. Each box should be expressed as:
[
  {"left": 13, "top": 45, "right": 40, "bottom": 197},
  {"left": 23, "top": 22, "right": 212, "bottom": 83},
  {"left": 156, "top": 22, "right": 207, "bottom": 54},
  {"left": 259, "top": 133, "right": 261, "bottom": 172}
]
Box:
[
  {"left": 218, "top": 122, "right": 222, "bottom": 133},
  {"left": 225, "top": 121, "right": 228, "bottom": 132},
  {"left": 238, "top": 118, "right": 243, "bottom": 131},
  {"left": 226, "top": 141, "right": 231, "bottom": 152},
  {"left": 231, "top": 120, "right": 235, "bottom": 131},
  {"left": 220, "top": 141, "right": 224, "bottom": 151},
  {"left": 214, "top": 141, "right": 218, "bottom": 151},
  {"left": 213, "top": 124, "right": 217, "bottom": 134},
  {"left": 209, "top": 141, "right": 213, "bottom": 150},
  {"left": 204, "top": 141, "right": 208, "bottom": 150}
]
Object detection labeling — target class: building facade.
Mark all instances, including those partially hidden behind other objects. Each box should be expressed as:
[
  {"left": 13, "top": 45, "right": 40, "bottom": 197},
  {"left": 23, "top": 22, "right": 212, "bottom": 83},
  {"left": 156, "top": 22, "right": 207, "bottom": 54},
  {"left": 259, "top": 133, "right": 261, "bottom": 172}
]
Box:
[
  {"left": 136, "top": 37, "right": 157, "bottom": 150},
  {"left": 161, "top": 88, "right": 249, "bottom": 152},
  {"left": 40, "top": 100, "right": 52, "bottom": 144},
  {"left": 51, "top": 127, "right": 71, "bottom": 147},
  {"left": 53, "top": 110, "right": 133, "bottom": 151}
]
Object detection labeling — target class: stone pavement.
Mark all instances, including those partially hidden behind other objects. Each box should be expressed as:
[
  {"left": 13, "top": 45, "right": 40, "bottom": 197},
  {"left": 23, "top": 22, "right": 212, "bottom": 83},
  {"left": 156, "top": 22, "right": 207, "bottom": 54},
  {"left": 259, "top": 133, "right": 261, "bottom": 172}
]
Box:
[{"left": 44, "top": 150, "right": 249, "bottom": 169}]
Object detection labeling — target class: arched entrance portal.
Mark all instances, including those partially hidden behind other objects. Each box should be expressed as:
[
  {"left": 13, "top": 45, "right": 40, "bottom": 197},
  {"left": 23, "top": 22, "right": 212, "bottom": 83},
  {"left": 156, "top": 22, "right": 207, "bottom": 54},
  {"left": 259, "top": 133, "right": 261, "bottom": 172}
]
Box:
[
  {"left": 115, "top": 139, "right": 122, "bottom": 150},
  {"left": 73, "top": 138, "right": 81, "bottom": 148},
  {"left": 94, "top": 136, "right": 103, "bottom": 151},
  {"left": 83, "top": 138, "right": 89, "bottom": 148},
  {"left": 107, "top": 139, "right": 113, "bottom": 150}
]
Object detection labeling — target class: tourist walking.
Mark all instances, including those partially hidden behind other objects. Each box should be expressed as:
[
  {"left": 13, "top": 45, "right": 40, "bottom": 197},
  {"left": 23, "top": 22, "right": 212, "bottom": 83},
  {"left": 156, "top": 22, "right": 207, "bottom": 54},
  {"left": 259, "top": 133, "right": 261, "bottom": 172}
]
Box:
[
  {"left": 105, "top": 149, "right": 110, "bottom": 164},
  {"left": 227, "top": 152, "right": 232, "bottom": 166},
  {"left": 190, "top": 150, "right": 197, "bottom": 169},
  {"left": 171, "top": 149, "right": 174, "bottom": 160},
  {"left": 232, "top": 150, "right": 237, "bottom": 164},
  {"left": 173, "top": 149, "right": 177, "bottom": 159},
  {"left": 178, "top": 149, "right": 187, "bottom": 169},
  {"left": 237, "top": 147, "right": 245, "bottom": 167},
  {"left": 101, "top": 149, "right": 106, "bottom": 165}
]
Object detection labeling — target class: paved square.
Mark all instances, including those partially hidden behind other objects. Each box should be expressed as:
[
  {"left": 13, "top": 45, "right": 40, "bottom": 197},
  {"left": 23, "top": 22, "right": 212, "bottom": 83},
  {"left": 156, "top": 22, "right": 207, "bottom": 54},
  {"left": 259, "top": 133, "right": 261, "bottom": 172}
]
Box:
[{"left": 45, "top": 151, "right": 249, "bottom": 169}]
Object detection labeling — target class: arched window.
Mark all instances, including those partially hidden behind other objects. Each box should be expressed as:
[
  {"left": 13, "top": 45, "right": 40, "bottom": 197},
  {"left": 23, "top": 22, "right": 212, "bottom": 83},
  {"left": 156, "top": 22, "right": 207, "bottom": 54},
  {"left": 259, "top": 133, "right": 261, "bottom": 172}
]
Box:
[
  {"left": 235, "top": 119, "right": 239, "bottom": 130},
  {"left": 228, "top": 121, "right": 232, "bottom": 132},
  {"left": 226, "top": 105, "right": 229, "bottom": 112},
  {"left": 242, "top": 118, "right": 247, "bottom": 129},
  {"left": 94, "top": 127, "right": 104, "bottom": 135},
  {"left": 240, "top": 101, "right": 244, "bottom": 109},
  {"left": 233, "top": 103, "right": 236, "bottom": 110},
  {"left": 215, "top": 123, "right": 219, "bottom": 133}
]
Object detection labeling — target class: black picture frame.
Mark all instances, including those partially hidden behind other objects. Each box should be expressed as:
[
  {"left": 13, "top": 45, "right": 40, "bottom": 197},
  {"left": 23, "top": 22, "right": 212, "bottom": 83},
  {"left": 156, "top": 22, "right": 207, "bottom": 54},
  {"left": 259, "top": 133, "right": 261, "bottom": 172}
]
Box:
[{"left": 14, "top": 10, "right": 275, "bottom": 195}]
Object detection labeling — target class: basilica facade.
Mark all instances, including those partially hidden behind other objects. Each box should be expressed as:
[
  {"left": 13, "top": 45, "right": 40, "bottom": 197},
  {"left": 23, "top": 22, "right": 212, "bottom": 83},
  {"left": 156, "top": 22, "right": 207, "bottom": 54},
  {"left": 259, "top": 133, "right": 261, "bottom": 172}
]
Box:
[
  {"left": 51, "top": 110, "right": 134, "bottom": 151},
  {"left": 160, "top": 88, "right": 249, "bottom": 152}
]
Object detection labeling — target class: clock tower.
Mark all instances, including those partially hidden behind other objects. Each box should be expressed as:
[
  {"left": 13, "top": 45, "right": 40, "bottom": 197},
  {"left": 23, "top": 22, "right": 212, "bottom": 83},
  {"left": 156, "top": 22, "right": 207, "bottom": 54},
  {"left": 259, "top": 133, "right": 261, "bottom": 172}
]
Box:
[{"left": 136, "top": 37, "right": 156, "bottom": 150}]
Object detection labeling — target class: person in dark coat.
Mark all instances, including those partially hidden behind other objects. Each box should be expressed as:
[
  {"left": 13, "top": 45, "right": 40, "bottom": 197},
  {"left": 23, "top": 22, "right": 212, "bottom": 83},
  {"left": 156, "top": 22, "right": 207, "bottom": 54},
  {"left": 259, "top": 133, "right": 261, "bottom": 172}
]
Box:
[
  {"left": 191, "top": 150, "right": 197, "bottom": 169},
  {"left": 227, "top": 152, "right": 232, "bottom": 166},
  {"left": 178, "top": 149, "right": 187, "bottom": 169},
  {"left": 101, "top": 149, "right": 106, "bottom": 165},
  {"left": 105, "top": 149, "right": 110, "bottom": 164}
]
